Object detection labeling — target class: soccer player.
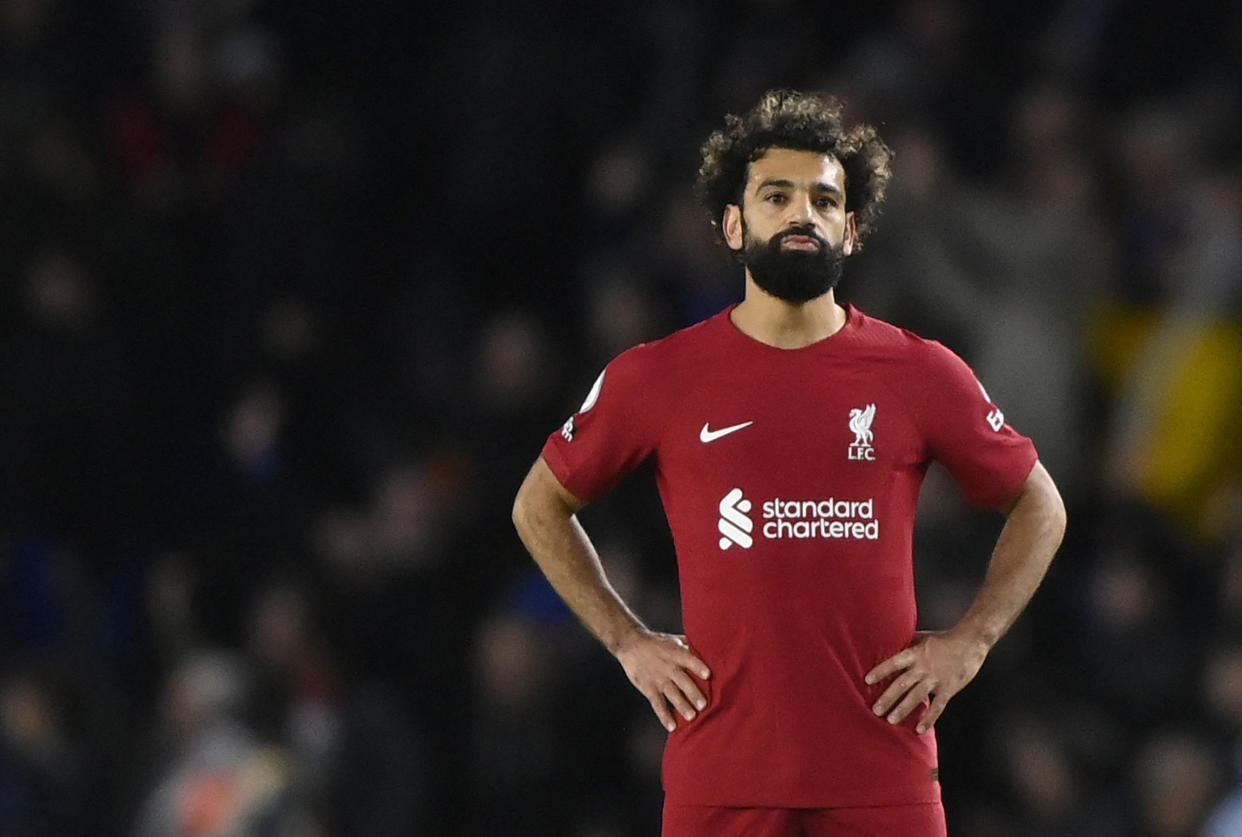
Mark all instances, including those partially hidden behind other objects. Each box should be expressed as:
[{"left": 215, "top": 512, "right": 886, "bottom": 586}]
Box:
[{"left": 512, "top": 89, "right": 1066, "bottom": 837}]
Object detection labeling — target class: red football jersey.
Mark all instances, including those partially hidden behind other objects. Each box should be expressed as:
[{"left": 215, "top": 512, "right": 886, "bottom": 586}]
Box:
[{"left": 541, "top": 304, "right": 1038, "bottom": 807}]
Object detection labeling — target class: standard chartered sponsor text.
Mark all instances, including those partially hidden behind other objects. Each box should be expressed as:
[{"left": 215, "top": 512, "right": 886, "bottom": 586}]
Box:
[{"left": 761, "top": 496, "right": 879, "bottom": 540}]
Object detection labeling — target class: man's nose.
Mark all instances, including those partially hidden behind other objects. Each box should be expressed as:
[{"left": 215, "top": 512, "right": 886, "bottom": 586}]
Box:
[{"left": 784, "top": 193, "right": 814, "bottom": 225}]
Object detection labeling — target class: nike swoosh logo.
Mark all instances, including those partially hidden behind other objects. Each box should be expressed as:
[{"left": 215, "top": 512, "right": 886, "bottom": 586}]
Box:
[{"left": 700, "top": 421, "right": 754, "bottom": 443}]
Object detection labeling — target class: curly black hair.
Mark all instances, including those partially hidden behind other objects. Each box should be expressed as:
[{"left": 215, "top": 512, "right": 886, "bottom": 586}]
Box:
[{"left": 696, "top": 89, "right": 893, "bottom": 251}]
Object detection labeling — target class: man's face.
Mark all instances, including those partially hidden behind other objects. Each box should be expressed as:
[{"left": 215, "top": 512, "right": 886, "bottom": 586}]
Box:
[{"left": 723, "top": 148, "right": 856, "bottom": 304}]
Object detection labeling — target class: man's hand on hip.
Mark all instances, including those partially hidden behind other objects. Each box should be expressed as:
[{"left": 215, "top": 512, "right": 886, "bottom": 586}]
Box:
[
  {"left": 865, "top": 630, "right": 988, "bottom": 734},
  {"left": 615, "top": 630, "right": 711, "bottom": 732}
]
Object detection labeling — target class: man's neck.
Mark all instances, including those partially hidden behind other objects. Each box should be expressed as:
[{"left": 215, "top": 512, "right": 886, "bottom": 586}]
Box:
[{"left": 729, "top": 275, "right": 847, "bottom": 349}]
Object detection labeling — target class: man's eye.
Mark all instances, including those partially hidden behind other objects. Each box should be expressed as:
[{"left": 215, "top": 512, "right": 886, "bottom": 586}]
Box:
[
  {"left": 766, "top": 193, "right": 786, "bottom": 204},
  {"left": 816, "top": 198, "right": 838, "bottom": 208}
]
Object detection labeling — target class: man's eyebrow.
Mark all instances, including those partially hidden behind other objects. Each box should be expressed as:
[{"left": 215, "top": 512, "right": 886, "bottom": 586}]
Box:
[
  {"left": 755, "top": 178, "right": 796, "bottom": 191},
  {"left": 754, "top": 178, "right": 843, "bottom": 197}
]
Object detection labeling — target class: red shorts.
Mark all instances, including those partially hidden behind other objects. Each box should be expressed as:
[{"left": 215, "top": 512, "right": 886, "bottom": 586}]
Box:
[{"left": 661, "top": 801, "right": 948, "bottom": 837}]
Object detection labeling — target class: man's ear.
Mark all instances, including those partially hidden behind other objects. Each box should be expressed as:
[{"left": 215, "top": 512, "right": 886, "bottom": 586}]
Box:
[
  {"left": 723, "top": 204, "right": 743, "bottom": 251},
  {"left": 843, "top": 212, "right": 858, "bottom": 256}
]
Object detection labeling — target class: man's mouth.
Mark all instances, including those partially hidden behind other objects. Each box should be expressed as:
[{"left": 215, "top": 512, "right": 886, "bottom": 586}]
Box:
[{"left": 780, "top": 235, "right": 822, "bottom": 251}]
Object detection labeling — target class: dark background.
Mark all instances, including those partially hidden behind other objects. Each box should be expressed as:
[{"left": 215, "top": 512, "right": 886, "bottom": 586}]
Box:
[{"left": 2, "top": 0, "right": 1242, "bottom": 834}]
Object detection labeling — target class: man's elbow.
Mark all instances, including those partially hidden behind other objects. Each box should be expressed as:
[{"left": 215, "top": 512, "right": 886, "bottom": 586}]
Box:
[
  {"left": 1049, "top": 482, "right": 1067, "bottom": 532},
  {"left": 1026, "top": 461, "right": 1067, "bottom": 546},
  {"left": 512, "top": 469, "right": 538, "bottom": 535},
  {"left": 511, "top": 491, "right": 524, "bottom": 532},
  {"left": 1045, "top": 488, "right": 1068, "bottom": 550},
  {"left": 513, "top": 457, "right": 579, "bottom": 536}
]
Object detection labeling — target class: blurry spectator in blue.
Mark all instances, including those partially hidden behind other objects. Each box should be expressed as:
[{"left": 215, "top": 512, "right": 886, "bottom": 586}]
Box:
[
  {"left": 468, "top": 609, "right": 565, "bottom": 835},
  {"left": 0, "top": 664, "right": 89, "bottom": 836}
]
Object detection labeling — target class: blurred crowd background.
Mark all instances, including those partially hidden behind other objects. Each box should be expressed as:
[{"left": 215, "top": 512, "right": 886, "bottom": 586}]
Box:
[{"left": 1, "top": 0, "right": 1241, "bottom": 834}]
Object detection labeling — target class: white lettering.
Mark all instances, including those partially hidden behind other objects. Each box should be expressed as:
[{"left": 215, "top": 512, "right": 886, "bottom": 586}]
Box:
[{"left": 754, "top": 496, "right": 880, "bottom": 541}]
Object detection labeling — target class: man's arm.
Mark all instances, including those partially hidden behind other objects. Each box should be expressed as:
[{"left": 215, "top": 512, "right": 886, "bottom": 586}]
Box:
[
  {"left": 866, "top": 460, "right": 1066, "bottom": 733},
  {"left": 512, "top": 456, "right": 711, "bottom": 732}
]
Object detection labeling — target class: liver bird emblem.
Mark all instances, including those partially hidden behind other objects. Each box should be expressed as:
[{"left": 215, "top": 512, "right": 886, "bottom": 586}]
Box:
[{"left": 849, "top": 403, "right": 876, "bottom": 448}]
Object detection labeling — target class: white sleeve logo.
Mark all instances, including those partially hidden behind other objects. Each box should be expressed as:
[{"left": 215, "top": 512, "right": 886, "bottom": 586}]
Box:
[
  {"left": 977, "top": 379, "right": 1004, "bottom": 431},
  {"left": 561, "top": 369, "right": 606, "bottom": 442},
  {"left": 579, "top": 369, "right": 605, "bottom": 413}
]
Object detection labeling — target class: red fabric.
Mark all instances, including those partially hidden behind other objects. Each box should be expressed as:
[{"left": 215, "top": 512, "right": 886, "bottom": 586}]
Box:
[
  {"left": 541, "top": 305, "right": 1037, "bottom": 807},
  {"left": 661, "top": 801, "right": 948, "bottom": 837}
]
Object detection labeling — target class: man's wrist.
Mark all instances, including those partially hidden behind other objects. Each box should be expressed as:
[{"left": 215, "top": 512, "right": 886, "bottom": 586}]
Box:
[
  {"left": 604, "top": 621, "right": 649, "bottom": 657},
  {"left": 946, "top": 621, "right": 998, "bottom": 655}
]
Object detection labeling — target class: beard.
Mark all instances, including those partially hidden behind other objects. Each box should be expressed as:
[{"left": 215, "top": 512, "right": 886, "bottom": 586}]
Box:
[{"left": 739, "top": 223, "right": 846, "bottom": 304}]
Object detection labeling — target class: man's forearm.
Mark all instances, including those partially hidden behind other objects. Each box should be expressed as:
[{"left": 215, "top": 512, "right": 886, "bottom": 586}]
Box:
[
  {"left": 951, "top": 461, "right": 1066, "bottom": 650},
  {"left": 514, "top": 457, "right": 713, "bottom": 731},
  {"left": 512, "top": 458, "right": 647, "bottom": 654},
  {"left": 866, "top": 460, "right": 1067, "bottom": 731}
]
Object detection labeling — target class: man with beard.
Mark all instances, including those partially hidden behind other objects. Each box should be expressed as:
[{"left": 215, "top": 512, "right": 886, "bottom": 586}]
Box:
[{"left": 512, "top": 90, "right": 1066, "bottom": 836}]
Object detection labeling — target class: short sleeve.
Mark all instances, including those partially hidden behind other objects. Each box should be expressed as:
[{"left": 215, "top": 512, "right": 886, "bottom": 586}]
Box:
[
  {"left": 916, "top": 343, "right": 1039, "bottom": 509},
  {"left": 541, "top": 345, "right": 662, "bottom": 504}
]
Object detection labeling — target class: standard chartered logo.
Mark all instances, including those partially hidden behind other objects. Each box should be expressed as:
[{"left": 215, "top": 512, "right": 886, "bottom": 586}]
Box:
[
  {"left": 716, "top": 489, "right": 880, "bottom": 550},
  {"left": 717, "top": 488, "right": 754, "bottom": 549}
]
